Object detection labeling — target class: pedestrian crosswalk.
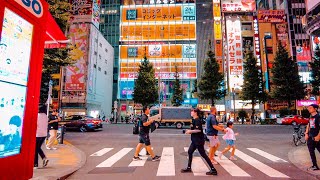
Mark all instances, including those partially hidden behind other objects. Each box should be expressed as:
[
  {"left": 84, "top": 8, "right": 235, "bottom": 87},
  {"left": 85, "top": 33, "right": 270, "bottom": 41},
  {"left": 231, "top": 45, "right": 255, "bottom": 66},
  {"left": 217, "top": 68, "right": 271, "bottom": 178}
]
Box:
[{"left": 89, "top": 146, "right": 290, "bottom": 178}]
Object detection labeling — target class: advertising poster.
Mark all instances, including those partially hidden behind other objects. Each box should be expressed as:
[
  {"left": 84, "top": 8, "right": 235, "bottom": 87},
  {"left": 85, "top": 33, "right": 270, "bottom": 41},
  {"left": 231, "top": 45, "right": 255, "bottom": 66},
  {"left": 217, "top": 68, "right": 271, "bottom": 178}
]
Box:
[
  {"left": 296, "top": 42, "right": 312, "bottom": 62},
  {"left": 0, "top": 82, "right": 27, "bottom": 158},
  {"left": 182, "top": 44, "right": 196, "bottom": 58},
  {"left": 92, "top": 0, "right": 101, "bottom": 28},
  {"left": 221, "top": 0, "right": 256, "bottom": 12},
  {"left": 70, "top": 0, "right": 94, "bottom": 23},
  {"left": 149, "top": 45, "right": 162, "bottom": 57},
  {"left": 0, "top": 8, "right": 31, "bottom": 158},
  {"left": 226, "top": 17, "right": 243, "bottom": 89},
  {"left": 66, "top": 23, "right": 90, "bottom": 91},
  {"left": 0, "top": 8, "right": 33, "bottom": 86},
  {"left": 214, "top": 20, "right": 222, "bottom": 40},
  {"left": 119, "top": 81, "right": 135, "bottom": 99},
  {"left": 258, "top": 10, "right": 286, "bottom": 23},
  {"left": 253, "top": 16, "right": 261, "bottom": 66},
  {"left": 276, "top": 23, "right": 288, "bottom": 48},
  {"left": 182, "top": 5, "right": 196, "bottom": 20},
  {"left": 120, "top": 23, "right": 196, "bottom": 41}
]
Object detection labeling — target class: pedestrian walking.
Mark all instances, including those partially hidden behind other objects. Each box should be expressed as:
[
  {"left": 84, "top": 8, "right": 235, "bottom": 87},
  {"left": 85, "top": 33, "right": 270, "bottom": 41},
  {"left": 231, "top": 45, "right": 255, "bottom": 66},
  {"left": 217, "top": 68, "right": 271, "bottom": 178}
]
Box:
[
  {"left": 181, "top": 108, "right": 218, "bottom": 175},
  {"left": 305, "top": 104, "right": 320, "bottom": 171},
  {"left": 34, "top": 105, "right": 49, "bottom": 169},
  {"left": 46, "top": 109, "right": 60, "bottom": 150},
  {"left": 133, "top": 106, "right": 161, "bottom": 161},
  {"left": 218, "top": 121, "right": 239, "bottom": 161},
  {"left": 206, "top": 107, "right": 225, "bottom": 165}
]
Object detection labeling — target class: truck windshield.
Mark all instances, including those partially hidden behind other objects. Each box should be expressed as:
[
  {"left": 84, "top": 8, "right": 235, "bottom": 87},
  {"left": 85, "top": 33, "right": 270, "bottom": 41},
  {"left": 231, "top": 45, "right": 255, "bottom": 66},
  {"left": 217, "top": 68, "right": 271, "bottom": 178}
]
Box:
[{"left": 150, "top": 109, "right": 159, "bottom": 117}]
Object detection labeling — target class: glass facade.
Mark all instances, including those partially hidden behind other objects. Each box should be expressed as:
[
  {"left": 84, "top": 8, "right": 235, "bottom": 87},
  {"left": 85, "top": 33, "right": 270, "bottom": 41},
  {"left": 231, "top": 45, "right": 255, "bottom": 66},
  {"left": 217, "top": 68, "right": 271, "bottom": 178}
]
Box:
[{"left": 100, "top": 0, "right": 121, "bottom": 101}]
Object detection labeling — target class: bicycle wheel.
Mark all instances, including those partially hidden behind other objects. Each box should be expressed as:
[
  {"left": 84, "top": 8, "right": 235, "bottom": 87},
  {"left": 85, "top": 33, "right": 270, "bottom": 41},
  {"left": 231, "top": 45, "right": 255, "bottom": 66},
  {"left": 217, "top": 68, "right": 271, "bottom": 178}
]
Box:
[
  {"left": 300, "top": 133, "right": 306, "bottom": 144},
  {"left": 293, "top": 134, "right": 299, "bottom": 146}
]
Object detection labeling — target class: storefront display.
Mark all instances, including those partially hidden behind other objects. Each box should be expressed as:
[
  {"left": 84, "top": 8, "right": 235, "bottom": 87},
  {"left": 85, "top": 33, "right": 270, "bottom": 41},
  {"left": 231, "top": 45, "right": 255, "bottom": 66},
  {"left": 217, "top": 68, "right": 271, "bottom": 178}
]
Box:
[{"left": 0, "top": 8, "right": 32, "bottom": 158}]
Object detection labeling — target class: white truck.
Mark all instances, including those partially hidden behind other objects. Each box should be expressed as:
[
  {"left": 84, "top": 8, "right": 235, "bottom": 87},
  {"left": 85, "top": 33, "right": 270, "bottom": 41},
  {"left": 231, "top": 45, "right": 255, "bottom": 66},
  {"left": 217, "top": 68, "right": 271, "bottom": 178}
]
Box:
[{"left": 149, "top": 107, "right": 192, "bottom": 129}]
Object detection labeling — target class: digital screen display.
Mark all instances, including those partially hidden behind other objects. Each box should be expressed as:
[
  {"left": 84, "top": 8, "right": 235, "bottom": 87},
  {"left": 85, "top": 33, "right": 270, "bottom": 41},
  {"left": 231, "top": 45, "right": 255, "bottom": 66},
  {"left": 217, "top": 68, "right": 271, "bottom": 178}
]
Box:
[
  {"left": 0, "top": 8, "right": 32, "bottom": 158},
  {"left": 0, "top": 81, "right": 27, "bottom": 158},
  {"left": 0, "top": 8, "right": 33, "bottom": 86}
]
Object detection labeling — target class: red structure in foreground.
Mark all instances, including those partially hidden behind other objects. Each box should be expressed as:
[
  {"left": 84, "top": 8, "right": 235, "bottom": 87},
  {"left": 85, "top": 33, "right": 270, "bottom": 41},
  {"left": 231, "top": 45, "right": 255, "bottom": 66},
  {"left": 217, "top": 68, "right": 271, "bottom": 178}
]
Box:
[{"left": 0, "top": 0, "right": 67, "bottom": 179}]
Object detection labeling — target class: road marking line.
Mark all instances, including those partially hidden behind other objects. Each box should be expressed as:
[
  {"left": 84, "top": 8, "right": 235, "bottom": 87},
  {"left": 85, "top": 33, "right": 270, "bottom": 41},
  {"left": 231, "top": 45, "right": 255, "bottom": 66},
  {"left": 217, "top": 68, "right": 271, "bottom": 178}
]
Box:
[
  {"left": 157, "top": 147, "right": 175, "bottom": 176},
  {"left": 96, "top": 148, "right": 133, "bottom": 167},
  {"left": 140, "top": 147, "right": 153, "bottom": 155},
  {"left": 184, "top": 147, "right": 209, "bottom": 176},
  {"left": 128, "top": 157, "right": 148, "bottom": 167},
  {"left": 90, "top": 148, "right": 113, "bottom": 157},
  {"left": 247, "top": 148, "right": 288, "bottom": 163},
  {"left": 234, "top": 149, "right": 289, "bottom": 178},
  {"left": 206, "top": 149, "right": 250, "bottom": 177}
]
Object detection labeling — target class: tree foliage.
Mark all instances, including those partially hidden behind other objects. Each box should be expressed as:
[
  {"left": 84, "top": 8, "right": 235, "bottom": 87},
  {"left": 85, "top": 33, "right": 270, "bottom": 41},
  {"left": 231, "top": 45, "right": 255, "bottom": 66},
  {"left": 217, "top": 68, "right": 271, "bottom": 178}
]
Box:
[
  {"left": 241, "top": 50, "right": 267, "bottom": 119},
  {"left": 133, "top": 56, "right": 158, "bottom": 106},
  {"left": 271, "top": 43, "right": 305, "bottom": 108},
  {"left": 171, "top": 66, "right": 183, "bottom": 106},
  {"left": 310, "top": 45, "right": 320, "bottom": 95},
  {"left": 40, "top": 0, "right": 74, "bottom": 104},
  {"left": 198, "top": 40, "right": 225, "bottom": 106}
]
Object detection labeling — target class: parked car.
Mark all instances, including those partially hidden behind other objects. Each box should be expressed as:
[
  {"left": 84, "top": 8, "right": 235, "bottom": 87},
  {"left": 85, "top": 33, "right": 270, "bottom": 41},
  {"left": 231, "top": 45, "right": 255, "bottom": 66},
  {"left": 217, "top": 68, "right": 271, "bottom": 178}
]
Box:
[
  {"left": 64, "top": 115, "right": 103, "bottom": 132},
  {"left": 279, "top": 115, "right": 309, "bottom": 125}
]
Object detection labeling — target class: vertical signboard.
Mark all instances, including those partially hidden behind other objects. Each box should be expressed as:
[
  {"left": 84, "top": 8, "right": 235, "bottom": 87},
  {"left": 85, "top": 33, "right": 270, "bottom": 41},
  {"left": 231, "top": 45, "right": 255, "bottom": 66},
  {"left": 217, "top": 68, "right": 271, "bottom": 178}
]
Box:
[
  {"left": 226, "top": 16, "right": 243, "bottom": 89},
  {"left": 276, "top": 23, "right": 288, "bottom": 48},
  {"left": 213, "top": 0, "right": 223, "bottom": 72},
  {"left": 253, "top": 16, "right": 261, "bottom": 66},
  {"left": 0, "top": 8, "right": 33, "bottom": 158}
]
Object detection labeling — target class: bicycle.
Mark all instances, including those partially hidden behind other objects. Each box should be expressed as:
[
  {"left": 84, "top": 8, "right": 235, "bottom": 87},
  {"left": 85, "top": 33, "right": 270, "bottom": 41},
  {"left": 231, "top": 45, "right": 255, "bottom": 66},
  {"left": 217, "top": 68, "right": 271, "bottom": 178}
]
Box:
[{"left": 293, "top": 124, "right": 306, "bottom": 146}]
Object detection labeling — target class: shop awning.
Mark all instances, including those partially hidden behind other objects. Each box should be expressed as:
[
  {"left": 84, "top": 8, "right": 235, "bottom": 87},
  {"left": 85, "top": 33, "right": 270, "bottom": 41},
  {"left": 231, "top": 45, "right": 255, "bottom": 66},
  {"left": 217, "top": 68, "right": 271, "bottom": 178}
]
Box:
[{"left": 44, "top": 13, "right": 69, "bottom": 49}]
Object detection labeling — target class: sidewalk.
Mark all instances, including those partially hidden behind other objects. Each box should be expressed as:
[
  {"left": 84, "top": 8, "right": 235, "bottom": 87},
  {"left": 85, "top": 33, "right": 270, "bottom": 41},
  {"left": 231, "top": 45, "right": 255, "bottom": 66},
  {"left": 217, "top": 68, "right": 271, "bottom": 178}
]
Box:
[
  {"left": 288, "top": 145, "right": 320, "bottom": 178},
  {"left": 31, "top": 142, "right": 86, "bottom": 180}
]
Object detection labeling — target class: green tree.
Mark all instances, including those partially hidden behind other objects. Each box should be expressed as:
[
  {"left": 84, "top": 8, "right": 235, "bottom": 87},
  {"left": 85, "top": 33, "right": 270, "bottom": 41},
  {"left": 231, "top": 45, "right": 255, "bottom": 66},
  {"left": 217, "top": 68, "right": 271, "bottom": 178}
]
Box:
[
  {"left": 198, "top": 40, "right": 225, "bottom": 106},
  {"left": 271, "top": 43, "right": 305, "bottom": 108},
  {"left": 133, "top": 56, "right": 158, "bottom": 106},
  {"left": 241, "top": 50, "right": 267, "bottom": 122},
  {"left": 171, "top": 66, "right": 183, "bottom": 106},
  {"left": 310, "top": 45, "right": 320, "bottom": 95},
  {"left": 40, "top": 0, "right": 74, "bottom": 104}
]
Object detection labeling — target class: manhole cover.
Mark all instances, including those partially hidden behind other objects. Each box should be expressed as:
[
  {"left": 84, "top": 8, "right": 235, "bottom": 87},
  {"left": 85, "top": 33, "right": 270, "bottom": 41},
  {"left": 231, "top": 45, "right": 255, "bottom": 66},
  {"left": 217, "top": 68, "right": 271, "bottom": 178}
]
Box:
[{"left": 89, "top": 167, "right": 137, "bottom": 174}]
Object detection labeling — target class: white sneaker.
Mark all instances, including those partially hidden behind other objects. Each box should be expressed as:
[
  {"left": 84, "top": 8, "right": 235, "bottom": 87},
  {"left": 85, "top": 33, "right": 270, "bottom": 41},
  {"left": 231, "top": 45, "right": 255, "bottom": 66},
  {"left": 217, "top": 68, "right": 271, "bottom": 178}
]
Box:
[
  {"left": 229, "top": 156, "right": 237, "bottom": 161},
  {"left": 51, "top": 147, "right": 58, "bottom": 150},
  {"left": 46, "top": 146, "right": 51, "bottom": 150}
]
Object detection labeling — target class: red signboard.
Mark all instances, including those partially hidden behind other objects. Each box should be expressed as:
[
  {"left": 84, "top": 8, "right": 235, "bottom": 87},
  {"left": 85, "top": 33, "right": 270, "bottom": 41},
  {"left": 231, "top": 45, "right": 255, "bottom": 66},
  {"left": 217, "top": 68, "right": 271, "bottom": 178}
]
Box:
[{"left": 258, "top": 10, "right": 286, "bottom": 23}]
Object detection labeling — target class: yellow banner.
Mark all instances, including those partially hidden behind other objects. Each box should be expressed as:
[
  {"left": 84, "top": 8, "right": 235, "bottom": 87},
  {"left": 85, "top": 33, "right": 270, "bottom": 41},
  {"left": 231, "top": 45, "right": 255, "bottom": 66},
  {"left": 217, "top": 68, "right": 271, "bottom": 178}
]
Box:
[{"left": 214, "top": 20, "right": 222, "bottom": 40}]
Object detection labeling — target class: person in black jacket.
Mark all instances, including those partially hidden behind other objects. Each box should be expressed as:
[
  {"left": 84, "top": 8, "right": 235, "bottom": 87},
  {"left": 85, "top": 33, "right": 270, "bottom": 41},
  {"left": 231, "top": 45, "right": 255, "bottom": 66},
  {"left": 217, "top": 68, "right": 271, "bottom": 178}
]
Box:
[{"left": 181, "top": 108, "right": 218, "bottom": 175}]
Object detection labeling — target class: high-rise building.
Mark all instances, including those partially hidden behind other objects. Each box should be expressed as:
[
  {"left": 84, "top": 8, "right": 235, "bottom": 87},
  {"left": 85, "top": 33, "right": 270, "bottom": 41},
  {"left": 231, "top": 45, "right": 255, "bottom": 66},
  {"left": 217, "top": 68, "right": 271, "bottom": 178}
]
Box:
[
  {"left": 118, "top": 0, "right": 198, "bottom": 114},
  {"left": 100, "top": 0, "right": 121, "bottom": 102}
]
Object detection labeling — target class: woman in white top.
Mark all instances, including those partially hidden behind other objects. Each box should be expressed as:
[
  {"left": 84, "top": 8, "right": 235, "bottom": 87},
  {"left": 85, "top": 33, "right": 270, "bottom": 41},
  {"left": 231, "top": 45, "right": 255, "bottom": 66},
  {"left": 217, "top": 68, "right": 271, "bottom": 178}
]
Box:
[{"left": 34, "top": 106, "right": 49, "bottom": 169}]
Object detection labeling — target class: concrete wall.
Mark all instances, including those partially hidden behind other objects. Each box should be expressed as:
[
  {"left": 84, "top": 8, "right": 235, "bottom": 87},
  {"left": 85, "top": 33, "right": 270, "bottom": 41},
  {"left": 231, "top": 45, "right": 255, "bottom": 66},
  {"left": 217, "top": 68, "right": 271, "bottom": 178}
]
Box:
[{"left": 87, "top": 24, "right": 114, "bottom": 119}]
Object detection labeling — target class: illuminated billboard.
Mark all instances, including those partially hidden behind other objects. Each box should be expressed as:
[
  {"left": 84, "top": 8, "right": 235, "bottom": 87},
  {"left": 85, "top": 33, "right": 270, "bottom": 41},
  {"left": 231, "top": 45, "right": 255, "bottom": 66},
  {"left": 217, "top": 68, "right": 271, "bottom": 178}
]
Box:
[
  {"left": 120, "top": 44, "right": 196, "bottom": 59},
  {"left": 221, "top": 0, "right": 256, "bottom": 12},
  {"left": 0, "top": 8, "right": 31, "bottom": 158},
  {"left": 226, "top": 16, "right": 243, "bottom": 89},
  {"left": 120, "top": 59, "right": 197, "bottom": 80},
  {"left": 121, "top": 4, "right": 195, "bottom": 22},
  {"left": 121, "top": 0, "right": 195, "bottom": 5},
  {"left": 120, "top": 23, "right": 196, "bottom": 41}
]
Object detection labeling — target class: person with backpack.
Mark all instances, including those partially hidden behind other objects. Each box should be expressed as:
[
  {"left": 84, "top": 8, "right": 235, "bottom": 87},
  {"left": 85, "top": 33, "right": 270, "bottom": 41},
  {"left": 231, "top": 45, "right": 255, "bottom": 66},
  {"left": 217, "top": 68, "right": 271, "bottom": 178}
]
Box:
[
  {"left": 206, "top": 106, "right": 225, "bottom": 165},
  {"left": 305, "top": 104, "right": 320, "bottom": 171},
  {"left": 133, "top": 106, "right": 161, "bottom": 161},
  {"left": 181, "top": 108, "right": 218, "bottom": 175}
]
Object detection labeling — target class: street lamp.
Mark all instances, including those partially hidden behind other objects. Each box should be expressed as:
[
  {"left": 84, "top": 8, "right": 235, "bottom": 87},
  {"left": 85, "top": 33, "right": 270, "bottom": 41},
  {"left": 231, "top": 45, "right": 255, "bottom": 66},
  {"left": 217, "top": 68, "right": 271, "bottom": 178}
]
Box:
[
  {"left": 157, "top": 67, "right": 161, "bottom": 106},
  {"left": 264, "top": 32, "right": 272, "bottom": 92}
]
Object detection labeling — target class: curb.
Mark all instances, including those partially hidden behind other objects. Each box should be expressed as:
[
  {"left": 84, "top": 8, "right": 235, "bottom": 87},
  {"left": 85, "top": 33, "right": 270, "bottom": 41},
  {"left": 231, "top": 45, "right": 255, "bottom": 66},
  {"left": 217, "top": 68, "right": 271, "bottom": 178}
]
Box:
[
  {"left": 288, "top": 146, "right": 320, "bottom": 179},
  {"left": 31, "top": 141, "right": 87, "bottom": 180}
]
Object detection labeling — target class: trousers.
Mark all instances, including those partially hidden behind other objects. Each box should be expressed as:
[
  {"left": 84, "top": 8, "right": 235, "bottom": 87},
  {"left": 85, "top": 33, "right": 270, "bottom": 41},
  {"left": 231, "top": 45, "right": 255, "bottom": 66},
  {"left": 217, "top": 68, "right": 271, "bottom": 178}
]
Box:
[{"left": 187, "top": 142, "right": 215, "bottom": 170}]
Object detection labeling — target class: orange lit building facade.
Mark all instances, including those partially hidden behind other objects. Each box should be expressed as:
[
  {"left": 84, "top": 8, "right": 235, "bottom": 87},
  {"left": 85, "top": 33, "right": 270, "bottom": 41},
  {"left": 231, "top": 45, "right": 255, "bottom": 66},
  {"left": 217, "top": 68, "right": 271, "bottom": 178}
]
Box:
[{"left": 119, "top": 0, "right": 197, "bottom": 106}]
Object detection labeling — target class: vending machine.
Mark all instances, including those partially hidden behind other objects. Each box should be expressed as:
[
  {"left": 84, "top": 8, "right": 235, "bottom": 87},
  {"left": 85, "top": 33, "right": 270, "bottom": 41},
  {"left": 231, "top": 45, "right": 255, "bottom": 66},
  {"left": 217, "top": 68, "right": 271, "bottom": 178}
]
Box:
[{"left": 0, "top": 0, "right": 51, "bottom": 179}]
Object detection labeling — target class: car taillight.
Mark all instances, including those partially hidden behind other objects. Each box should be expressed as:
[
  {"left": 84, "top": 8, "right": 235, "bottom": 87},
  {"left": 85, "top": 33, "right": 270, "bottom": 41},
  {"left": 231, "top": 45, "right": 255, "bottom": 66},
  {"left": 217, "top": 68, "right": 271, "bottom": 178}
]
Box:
[
  {"left": 93, "top": 120, "right": 100, "bottom": 124},
  {"left": 86, "top": 120, "right": 93, "bottom": 123}
]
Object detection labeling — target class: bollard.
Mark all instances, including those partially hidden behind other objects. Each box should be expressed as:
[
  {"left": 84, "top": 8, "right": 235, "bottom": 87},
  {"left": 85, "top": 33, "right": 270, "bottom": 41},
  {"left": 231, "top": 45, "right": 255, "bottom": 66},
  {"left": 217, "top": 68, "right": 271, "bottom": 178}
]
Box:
[{"left": 59, "top": 125, "right": 65, "bottom": 144}]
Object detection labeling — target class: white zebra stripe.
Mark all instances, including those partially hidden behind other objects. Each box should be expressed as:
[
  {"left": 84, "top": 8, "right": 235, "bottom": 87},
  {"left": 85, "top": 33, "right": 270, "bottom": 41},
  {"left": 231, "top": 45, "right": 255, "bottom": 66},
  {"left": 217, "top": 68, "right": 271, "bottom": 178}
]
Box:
[
  {"left": 247, "top": 148, "right": 288, "bottom": 163},
  {"left": 157, "top": 147, "right": 175, "bottom": 176},
  {"left": 90, "top": 148, "right": 113, "bottom": 157},
  {"left": 96, "top": 148, "right": 133, "bottom": 168}
]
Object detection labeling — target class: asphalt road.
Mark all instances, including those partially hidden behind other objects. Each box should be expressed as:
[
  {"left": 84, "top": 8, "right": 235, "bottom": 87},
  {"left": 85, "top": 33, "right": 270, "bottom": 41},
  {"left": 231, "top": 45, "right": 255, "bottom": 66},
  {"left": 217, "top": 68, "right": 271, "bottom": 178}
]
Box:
[{"left": 65, "top": 123, "right": 317, "bottom": 180}]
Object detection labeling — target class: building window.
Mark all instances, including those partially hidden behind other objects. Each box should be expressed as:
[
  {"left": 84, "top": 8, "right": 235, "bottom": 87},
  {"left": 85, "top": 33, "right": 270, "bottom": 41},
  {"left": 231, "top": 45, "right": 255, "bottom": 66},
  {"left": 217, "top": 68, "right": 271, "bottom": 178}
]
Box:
[
  {"left": 94, "top": 64, "right": 97, "bottom": 68},
  {"left": 98, "top": 67, "right": 101, "bottom": 71}
]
